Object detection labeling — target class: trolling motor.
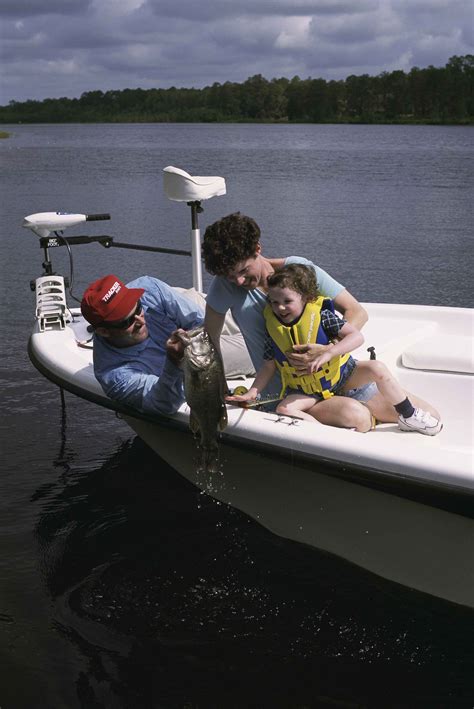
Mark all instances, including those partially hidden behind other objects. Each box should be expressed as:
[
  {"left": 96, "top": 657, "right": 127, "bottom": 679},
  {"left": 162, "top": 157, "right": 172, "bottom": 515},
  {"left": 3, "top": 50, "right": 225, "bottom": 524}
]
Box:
[
  {"left": 22, "top": 203, "right": 208, "bottom": 329},
  {"left": 23, "top": 211, "right": 112, "bottom": 279},
  {"left": 23, "top": 212, "right": 111, "bottom": 331}
]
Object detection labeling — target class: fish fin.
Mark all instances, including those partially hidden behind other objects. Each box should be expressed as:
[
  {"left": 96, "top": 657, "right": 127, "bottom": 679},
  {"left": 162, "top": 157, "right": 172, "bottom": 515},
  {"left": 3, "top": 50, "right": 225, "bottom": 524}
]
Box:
[
  {"left": 218, "top": 405, "right": 228, "bottom": 432},
  {"left": 189, "top": 410, "right": 200, "bottom": 435}
]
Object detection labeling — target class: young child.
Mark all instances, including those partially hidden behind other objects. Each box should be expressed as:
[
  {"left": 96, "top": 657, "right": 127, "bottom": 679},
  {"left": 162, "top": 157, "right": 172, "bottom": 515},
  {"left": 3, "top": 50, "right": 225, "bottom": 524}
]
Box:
[{"left": 227, "top": 264, "right": 442, "bottom": 435}]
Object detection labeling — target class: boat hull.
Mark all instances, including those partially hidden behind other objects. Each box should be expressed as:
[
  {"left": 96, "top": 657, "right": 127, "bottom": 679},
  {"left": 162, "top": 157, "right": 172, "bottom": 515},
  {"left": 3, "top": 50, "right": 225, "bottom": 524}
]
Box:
[
  {"left": 127, "top": 416, "right": 474, "bottom": 609},
  {"left": 27, "top": 300, "right": 474, "bottom": 607}
]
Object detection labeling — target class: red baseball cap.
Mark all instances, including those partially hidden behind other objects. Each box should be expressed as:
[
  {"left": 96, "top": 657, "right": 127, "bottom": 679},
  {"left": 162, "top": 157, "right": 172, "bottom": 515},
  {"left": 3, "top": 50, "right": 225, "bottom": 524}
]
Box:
[{"left": 81, "top": 274, "right": 145, "bottom": 327}]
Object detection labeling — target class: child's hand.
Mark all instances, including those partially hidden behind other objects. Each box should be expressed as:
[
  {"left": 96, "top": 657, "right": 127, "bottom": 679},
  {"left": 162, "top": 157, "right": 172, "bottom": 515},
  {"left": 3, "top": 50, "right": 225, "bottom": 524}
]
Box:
[
  {"left": 287, "top": 343, "right": 331, "bottom": 374},
  {"left": 225, "top": 387, "right": 259, "bottom": 405},
  {"left": 308, "top": 350, "right": 333, "bottom": 373}
]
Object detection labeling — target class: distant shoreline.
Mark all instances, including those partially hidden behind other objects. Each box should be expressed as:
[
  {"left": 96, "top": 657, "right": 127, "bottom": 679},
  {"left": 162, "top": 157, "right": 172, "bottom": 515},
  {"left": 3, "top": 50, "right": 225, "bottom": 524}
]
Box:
[
  {"left": 1, "top": 56, "right": 472, "bottom": 126},
  {"left": 1, "top": 119, "right": 472, "bottom": 127}
]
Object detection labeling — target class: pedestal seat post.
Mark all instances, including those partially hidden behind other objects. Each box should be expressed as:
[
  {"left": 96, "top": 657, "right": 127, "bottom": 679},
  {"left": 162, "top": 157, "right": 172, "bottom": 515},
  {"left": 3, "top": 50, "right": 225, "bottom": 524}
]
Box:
[{"left": 163, "top": 166, "right": 226, "bottom": 292}]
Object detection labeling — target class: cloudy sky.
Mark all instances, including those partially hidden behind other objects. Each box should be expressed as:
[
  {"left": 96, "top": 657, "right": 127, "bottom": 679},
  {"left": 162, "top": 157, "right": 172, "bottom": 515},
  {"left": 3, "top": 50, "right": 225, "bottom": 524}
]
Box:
[{"left": 1, "top": 0, "right": 472, "bottom": 104}]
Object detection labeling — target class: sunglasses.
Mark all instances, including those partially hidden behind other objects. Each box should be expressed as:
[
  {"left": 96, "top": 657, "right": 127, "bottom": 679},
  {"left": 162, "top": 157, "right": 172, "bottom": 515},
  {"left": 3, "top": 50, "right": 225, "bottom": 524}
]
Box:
[{"left": 100, "top": 300, "right": 143, "bottom": 330}]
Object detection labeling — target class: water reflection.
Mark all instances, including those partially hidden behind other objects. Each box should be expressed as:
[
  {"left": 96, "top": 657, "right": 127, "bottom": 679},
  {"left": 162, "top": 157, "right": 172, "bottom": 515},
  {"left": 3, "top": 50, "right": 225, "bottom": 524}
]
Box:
[{"left": 33, "top": 436, "right": 474, "bottom": 706}]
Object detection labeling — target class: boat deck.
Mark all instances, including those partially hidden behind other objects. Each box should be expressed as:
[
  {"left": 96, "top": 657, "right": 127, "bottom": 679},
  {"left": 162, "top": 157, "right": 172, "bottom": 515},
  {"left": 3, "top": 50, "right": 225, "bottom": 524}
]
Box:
[{"left": 29, "top": 302, "right": 474, "bottom": 497}]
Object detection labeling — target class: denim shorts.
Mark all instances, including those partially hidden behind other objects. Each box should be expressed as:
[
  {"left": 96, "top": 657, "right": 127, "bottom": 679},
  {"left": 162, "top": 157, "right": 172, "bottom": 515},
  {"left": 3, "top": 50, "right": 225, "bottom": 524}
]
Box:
[
  {"left": 340, "top": 381, "right": 378, "bottom": 403},
  {"left": 333, "top": 358, "right": 378, "bottom": 403},
  {"left": 280, "top": 358, "right": 378, "bottom": 405}
]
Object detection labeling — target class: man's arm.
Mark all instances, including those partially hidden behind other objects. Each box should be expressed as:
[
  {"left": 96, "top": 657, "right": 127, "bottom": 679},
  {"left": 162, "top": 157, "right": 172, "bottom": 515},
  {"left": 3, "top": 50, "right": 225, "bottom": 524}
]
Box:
[
  {"left": 140, "top": 329, "right": 191, "bottom": 415},
  {"left": 99, "top": 360, "right": 185, "bottom": 416},
  {"left": 159, "top": 282, "right": 205, "bottom": 331}
]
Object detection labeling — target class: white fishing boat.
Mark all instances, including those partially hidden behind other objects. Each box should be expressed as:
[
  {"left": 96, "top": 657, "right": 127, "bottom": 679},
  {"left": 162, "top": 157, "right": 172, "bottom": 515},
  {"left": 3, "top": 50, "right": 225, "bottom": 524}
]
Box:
[{"left": 26, "top": 166, "right": 474, "bottom": 609}]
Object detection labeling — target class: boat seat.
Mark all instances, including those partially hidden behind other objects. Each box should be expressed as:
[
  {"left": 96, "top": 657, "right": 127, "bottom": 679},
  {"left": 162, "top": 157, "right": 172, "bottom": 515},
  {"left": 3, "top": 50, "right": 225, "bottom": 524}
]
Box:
[
  {"left": 402, "top": 335, "right": 474, "bottom": 374},
  {"left": 163, "top": 166, "right": 226, "bottom": 202}
]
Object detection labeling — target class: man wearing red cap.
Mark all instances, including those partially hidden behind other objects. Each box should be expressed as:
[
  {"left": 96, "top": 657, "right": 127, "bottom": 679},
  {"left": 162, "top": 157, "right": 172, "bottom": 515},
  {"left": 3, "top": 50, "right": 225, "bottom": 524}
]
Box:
[{"left": 81, "top": 275, "right": 252, "bottom": 415}]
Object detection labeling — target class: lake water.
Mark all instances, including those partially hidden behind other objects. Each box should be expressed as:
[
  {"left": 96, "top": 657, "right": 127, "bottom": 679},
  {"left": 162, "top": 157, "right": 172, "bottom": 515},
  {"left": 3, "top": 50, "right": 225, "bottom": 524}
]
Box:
[{"left": 1, "top": 123, "right": 473, "bottom": 707}]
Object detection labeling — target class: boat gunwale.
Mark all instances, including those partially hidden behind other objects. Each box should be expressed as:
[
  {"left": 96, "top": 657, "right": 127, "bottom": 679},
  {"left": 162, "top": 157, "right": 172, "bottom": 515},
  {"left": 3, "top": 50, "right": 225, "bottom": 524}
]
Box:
[{"left": 28, "top": 336, "right": 474, "bottom": 518}]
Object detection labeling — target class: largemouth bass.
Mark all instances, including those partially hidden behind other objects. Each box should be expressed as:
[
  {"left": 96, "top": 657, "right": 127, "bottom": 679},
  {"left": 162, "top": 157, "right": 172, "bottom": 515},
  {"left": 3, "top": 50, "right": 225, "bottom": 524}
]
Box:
[{"left": 178, "top": 327, "right": 228, "bottom": 472}]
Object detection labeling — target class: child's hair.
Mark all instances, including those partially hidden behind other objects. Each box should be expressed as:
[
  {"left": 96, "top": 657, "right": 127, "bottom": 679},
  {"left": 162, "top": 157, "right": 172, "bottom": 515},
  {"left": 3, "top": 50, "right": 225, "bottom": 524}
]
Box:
[{"left": 267, "top": 263, "right": 320, "bottom": 302}]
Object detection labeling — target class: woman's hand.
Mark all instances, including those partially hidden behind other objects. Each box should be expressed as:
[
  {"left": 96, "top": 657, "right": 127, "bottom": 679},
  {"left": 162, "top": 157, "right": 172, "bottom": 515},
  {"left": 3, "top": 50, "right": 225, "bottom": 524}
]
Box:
[{"left": 286, "top": 343, "right": 332, "bottom": 374}]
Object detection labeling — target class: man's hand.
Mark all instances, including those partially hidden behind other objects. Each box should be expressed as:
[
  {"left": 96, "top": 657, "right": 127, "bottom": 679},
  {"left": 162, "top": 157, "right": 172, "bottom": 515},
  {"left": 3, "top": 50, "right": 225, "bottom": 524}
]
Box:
[
  {"left": 286, "top": 343, "right": 331, "bottom": 374},
  {"left": 166, "top": 328, "right": 189, "bottom": 366}
]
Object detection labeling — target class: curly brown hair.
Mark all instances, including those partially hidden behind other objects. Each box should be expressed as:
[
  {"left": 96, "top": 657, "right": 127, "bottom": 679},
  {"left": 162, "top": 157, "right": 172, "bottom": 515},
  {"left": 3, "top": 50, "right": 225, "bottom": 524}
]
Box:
[
  {"left": 202, "top": 212, "right": 261, "bottom": 276},
  {"left": 267, "top": 263, "right": 320, "bottom": 302}
]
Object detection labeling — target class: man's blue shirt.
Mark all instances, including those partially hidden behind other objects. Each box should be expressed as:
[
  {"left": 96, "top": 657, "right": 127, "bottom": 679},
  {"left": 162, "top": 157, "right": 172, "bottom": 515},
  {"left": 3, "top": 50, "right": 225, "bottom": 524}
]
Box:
[{"left": 93, "top": 276, "right": 204, "bottom": 415}]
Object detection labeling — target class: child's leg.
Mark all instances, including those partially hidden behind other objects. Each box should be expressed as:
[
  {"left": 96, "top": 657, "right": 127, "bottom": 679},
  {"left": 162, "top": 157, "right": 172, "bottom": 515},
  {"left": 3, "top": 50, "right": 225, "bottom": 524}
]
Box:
[
  {"left": 342, "top": 361, "right": 441, "bottom": 434},
  {"left": 277, "top": 393, "right": 373, "bottom": 431},
  {"left": 276, "top": 393, "right": 322, "bottom": 422},
  {"left": 307, "top": 396, "right": 374, "bottom": 432},
  {"left": 341, "top": 360, "right": 406, "bottom": 406},
  {"left": 366, "top": 390, "right": 440, "bottom": 423}
]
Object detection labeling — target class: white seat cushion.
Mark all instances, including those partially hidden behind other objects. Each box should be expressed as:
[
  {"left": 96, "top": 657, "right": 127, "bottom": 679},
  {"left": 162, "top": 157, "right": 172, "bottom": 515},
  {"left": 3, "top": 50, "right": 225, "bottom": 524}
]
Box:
[
  {"left": 402, "top": 335, "right": 474, "bottom": 374},
  {"left": 163, "top": 166, "right": 226, "bottom": 202}
]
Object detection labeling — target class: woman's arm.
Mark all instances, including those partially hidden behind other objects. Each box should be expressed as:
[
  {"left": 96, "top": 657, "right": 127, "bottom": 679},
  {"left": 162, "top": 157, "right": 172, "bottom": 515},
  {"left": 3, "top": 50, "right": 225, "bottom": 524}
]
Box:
[
  {"left": 333, "top": 289, "right": 368, "bottom": 330},
  {"left": 309, "top": 321, "right": 364, "bottom": 373},
  {"left": 204, "top": 303, "right": 226, "bottom": 352}
]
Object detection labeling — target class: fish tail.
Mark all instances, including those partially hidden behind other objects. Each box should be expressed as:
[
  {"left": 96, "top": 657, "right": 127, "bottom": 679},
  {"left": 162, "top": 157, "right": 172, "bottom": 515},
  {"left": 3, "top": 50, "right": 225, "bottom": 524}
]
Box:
[{"left": 200, "top": 443, "right": 220, "bottom": 474}]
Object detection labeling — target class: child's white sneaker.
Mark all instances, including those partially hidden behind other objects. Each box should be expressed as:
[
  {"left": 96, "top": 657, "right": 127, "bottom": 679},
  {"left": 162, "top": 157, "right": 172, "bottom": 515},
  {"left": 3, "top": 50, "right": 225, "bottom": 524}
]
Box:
[{"left": 398, "top": 408, "right": 442, "bottom": 436}]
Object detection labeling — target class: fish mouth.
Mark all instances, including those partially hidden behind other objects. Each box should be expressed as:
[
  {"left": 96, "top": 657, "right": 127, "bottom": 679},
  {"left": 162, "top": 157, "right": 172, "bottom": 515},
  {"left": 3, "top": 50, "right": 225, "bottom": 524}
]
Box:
[
  {"left": 186, "top": 354, "right": 213, "bottom": 369},
  {"left": 176, "top": 331, "right": 192, "bottom": 346},
  {"left": 177, "top": 326, "right": 205, "bottom": 345},
  {"left": 179, "top": 327, "right": 214, "bottom": 367}
]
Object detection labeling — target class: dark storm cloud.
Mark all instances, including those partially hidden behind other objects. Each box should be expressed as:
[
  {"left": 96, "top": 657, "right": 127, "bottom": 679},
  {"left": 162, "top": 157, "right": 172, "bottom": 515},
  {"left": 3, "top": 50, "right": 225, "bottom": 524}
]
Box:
[
  {"left": 0, "top": 0, "right": 91, "bottom": 17},
  {"left": 145, "top": 0, "right": 377, "bottom": 21},
  {"left": 0, "top": 0, "right": 471, "bottom": 103}
]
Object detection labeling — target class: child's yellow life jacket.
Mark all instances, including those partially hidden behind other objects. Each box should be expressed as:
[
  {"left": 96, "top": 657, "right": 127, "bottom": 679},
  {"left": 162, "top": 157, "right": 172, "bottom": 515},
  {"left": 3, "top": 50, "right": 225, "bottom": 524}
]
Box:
[{"left": 263, "top": 297, "right": 351, "bottom": 399}]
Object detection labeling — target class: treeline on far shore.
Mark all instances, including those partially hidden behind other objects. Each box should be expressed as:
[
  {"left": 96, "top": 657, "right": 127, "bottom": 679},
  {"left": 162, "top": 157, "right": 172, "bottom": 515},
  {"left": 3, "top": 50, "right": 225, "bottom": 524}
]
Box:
[{"left": 1, "top": 55, "right": 473, "bottom": 125}]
